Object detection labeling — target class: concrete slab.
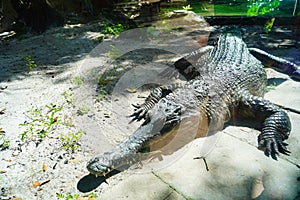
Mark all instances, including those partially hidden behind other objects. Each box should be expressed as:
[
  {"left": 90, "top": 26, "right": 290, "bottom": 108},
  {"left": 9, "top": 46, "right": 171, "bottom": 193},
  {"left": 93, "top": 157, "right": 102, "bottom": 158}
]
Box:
[
  {"left": 98, "top": 172, "right": 185, "bottom": 200},
  {"left": 155, "top": 132, "right": 300, "bottom": 200},
  {"left": 265, "top": 70, "right": 300, "bottom": 112}
]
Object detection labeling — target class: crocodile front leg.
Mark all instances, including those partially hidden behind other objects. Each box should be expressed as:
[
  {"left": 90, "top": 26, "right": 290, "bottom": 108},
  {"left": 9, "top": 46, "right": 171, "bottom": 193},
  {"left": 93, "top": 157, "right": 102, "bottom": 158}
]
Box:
[
  {"left": 237, "top": 92, "right": 291, "bottom": 159},
  {"left": 130, "top": 83, "right": 184, "bottom": 123}
]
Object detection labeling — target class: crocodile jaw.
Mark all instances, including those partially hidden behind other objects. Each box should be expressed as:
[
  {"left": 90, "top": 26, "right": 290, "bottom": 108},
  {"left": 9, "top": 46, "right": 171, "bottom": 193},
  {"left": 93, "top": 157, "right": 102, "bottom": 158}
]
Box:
[{"left": 86, "top": 156, "right": 113, "bottom": 177}]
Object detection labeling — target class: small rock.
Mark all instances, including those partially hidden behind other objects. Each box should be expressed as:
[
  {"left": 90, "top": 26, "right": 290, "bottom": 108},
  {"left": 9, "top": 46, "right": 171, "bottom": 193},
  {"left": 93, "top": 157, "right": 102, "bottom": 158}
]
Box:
[
  {"left": 126, "top": 88, "right": 137, "bottom": 93},
  {"left": 12, "top": 151, "right": 19, "bottom": 157},
  {"left": 76, "top": 173, "right": 84, "bottom": 178},
  {"left": 70, "top": 158, "right": 80, "bottom": 163},
  {"left": 251, "top": 177, "right": 264, "bottom": 199}
]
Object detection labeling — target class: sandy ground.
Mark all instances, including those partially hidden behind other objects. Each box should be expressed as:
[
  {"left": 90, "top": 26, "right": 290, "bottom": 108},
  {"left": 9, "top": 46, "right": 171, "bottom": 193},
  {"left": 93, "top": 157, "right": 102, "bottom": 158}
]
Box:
[{"left": 0, "top": 12, "right": 299, "bottom": 199}]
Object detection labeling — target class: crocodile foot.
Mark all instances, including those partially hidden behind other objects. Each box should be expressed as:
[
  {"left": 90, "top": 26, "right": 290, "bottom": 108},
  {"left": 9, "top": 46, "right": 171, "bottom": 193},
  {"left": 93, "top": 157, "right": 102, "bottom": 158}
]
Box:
[
  {"left": 258, "top": 111, "right": 291, "bottom": 160},
  {"left": 258, "top": 135, "right": 290, "bottom": 160},
  {"left": 129, "top": 103, "right": 148, "bottom": 123}
]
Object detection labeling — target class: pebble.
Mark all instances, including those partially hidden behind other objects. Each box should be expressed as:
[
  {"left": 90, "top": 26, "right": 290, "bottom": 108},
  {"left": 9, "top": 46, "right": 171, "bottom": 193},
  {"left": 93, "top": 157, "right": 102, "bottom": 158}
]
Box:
[{"left": 12, "top": 151, "right": 19, "bottom": 157}]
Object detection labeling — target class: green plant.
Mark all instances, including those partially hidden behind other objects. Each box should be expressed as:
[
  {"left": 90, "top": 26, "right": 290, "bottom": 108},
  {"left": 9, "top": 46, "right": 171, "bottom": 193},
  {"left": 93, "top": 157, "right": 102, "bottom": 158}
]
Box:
[
  {"left": 98, "top": 76, "right": 110, "bottom": 85},
  {"left": 76, "top": 105, "right": 90, "bottom": 116},
  {"left": 182, "top": 4, "right": 193, "bottom": 11},
  {"left": 94, "top": 35, "right": 104, "bottom": 42},
  {"left": 56, "top": 192, "right": 97, "bottom": 200},
  {"left": 63, "top": 90, "right": 75, "bottom": 106},
  {"left": 56, "top": 193, "right": 64, "bottom": 199},
  {"left": 61, "top": 116, "right": 75, "bottom": 127},
  {"left": 24, "top": 55, "right": 37, "bottom": 70},
  {"left": 73, "top": 76, "right": 83, "bottom": 86},
  {"left": 247, "top": 0, "right": 281, "bottom": 16},
  {"left": 0, "top": 129, "right": 10, "bottom": 150},
  {"left": 106, "top": 45, "right": 122, "bottom": 59},
  {"left": 96, "top": 86, "right": 108, "bottom": 101},
  {"left": 19, "top": 103, "right": 63, "bottom": 142},
  {"left": 88, "top": 193, "right": 98, "bottom": 198},
  {"left": 266, "top": 81, "right": 277, "bottom": 92},
  {"left": 101, "top": 23, "right": 130, "bottom": 35},
  {"left": 56, "top": 193, "right": 79, "bottom": 200},
  {"left": 265, "top": 17, "right": 275, "bottom": 33},
  {"left": 60, "top": 130, "right": 86, "bottom": 153}
]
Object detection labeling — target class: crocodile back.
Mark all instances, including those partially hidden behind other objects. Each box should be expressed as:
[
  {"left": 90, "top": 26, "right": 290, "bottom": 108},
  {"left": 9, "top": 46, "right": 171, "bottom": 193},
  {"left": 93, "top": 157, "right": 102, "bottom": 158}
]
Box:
[
  {"left": 197, "top": 30, "right": 267, "bottom": 99},
  {"left": 187, "top": 30, "right": 267, "bottom": 125}
]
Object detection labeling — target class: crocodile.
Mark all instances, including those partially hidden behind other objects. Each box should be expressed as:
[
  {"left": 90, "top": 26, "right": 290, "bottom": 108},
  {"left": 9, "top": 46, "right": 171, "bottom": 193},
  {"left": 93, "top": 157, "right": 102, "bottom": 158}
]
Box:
[{"left": 87, "top": 27, "right": 300, "bottom": 177}]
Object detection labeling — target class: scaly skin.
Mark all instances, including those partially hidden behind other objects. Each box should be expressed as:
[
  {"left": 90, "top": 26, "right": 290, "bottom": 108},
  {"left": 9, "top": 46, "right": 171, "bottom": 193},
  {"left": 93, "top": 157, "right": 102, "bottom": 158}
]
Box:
[{"left": 87, "top": 27, "right": 298, "bottom": 177}]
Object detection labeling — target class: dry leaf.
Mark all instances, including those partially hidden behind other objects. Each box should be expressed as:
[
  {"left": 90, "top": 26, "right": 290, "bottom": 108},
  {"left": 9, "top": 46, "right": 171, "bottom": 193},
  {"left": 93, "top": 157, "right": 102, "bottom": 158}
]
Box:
[
  {"left": 70, "top": 158, "right": 80, "bottom": 163},
  {"left": 76, "top": 173, "right": 84, "bottom": 178},
  {"left": 10, "top": 198, "right": 22, "bottom": 200},
  {"left": 251, "top": 177, "right": 264, "bottom": 199},
  {"left": 126, "top": 88, "right": 137, "bottom": 93},
  {"left": 42, "top": 164, "right": 47, "bottom": 172},
  {"left": 0, "top": 170, "right": 7, "bottom": 173},
  {"left": 32, "top": 180, "right": 50, "bottom": 187},
  {"left": 53, "top": 116, "right": 58, "bottom": 123},
  {"left": 32, "top": 181, "right": 42, "bottom": 187}
]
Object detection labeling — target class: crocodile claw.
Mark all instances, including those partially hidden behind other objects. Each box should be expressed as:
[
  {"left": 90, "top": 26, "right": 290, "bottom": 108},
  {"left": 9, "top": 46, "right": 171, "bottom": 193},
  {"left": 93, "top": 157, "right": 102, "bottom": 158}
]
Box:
[
  {"left": 129, "top": 103, "right": 149, "bottom": 123},
  {"left": 132, "top": 103, "right": 141, "bottom": 109},
  {"left": 258, "top": 136, "right": 290, "bottom": 160},
  {"left": 129, "top": 107, "right": 147, "bottom": 123}
]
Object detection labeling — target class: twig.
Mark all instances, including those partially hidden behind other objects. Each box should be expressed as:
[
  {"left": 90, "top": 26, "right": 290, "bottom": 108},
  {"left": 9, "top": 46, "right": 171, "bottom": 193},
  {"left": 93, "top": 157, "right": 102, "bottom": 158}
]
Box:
[
  {"left": 0, "top": 109, "right": 6, "bottom": 115},
  {"left": 0, "top": 86, "right": 8, "bottom": 91},
  {"left": 194, "top": 157, "right": 209, "bottom": 171}
]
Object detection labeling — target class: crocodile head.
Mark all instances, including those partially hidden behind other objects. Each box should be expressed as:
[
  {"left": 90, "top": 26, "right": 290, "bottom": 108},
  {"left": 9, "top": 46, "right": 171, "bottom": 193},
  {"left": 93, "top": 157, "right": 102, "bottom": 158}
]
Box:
[{"left": 87, "top": 150, "right": 138, "bottom": 177}]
